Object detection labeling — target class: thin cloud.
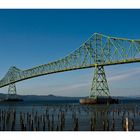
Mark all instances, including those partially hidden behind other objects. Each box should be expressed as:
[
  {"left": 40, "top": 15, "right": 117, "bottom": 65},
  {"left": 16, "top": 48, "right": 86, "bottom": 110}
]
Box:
[
  {"left": 108, "top": 67, "right": 140, "bottom": 82},
  {"left": 52, "top": 82, "right": 89, "bottom": 93}
]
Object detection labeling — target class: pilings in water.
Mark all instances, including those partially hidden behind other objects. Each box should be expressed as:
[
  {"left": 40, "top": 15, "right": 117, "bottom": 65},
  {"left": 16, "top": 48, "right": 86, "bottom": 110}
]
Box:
[
  {"left": 0, "top": 104, "right": 138, "bottom": 131},
  {"left": 123, "top": 117, "right": 129, "bottom": 131}
]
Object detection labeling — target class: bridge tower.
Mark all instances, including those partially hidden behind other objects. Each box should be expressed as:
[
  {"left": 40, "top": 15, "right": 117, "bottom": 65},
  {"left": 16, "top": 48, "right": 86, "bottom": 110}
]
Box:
[
  {"left": 7, "top": 83, "right": 18, "bottom": 100},
  {"left": 90, "top": 65, "right": 110, "bottom": 99},
  {"left": 6, "top": 66, "right": 21, "bottom": 100},
  {"left": 6, "top": 82, "right": 23, "bottom": 101}
]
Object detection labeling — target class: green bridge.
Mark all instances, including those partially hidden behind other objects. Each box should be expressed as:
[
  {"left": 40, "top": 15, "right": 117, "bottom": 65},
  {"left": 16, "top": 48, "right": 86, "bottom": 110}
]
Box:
[{"left": 1, "top": 33, "right": 140, "bottom": 99}]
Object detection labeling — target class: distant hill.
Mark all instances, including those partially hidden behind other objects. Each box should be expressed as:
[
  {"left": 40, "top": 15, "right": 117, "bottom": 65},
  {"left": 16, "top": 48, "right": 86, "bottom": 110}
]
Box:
[
  {"left": 0, "top": 93, "right": 7, "bottom": 99},
  {"left": 0, "top": 93, "right": 82, "bottom": 101},
  {"left": 0, "top": 93, "right": 140, "bottom": 102},
  {"left": 21, "top": 94, "right": 82, "bottom": 101}
]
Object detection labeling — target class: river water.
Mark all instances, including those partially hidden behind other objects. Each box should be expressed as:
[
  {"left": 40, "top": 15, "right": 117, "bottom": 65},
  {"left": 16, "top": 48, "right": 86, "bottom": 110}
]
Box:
[{"left": 0, "top": 101, "right": 139, "bottom": 131}]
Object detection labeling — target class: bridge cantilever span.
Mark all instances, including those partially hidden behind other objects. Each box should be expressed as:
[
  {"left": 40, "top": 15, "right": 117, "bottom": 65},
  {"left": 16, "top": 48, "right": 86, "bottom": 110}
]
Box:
[{"left": 0, "top": 33, "right": 140, "bottom": 98}]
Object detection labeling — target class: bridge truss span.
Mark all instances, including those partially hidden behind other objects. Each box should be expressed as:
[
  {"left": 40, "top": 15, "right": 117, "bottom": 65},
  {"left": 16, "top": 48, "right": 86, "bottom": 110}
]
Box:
[{"left": 0, "top": 33, "right": 140, "bottom": 98}]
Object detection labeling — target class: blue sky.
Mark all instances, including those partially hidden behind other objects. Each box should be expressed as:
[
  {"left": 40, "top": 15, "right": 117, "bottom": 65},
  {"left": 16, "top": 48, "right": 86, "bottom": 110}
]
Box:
[{"left": 0, "top": 9, "right": 140, "bottom": 97}]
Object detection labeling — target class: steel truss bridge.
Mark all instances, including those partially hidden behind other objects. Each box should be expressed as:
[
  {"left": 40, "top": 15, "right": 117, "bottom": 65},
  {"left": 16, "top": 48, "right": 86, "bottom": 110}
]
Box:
[{"left": 1, "top": 33, "right": 140, "bottom": 99}]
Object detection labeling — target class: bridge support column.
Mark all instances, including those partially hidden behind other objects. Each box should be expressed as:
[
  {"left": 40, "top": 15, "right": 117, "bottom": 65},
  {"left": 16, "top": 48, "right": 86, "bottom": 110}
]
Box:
[
  {"left": 7, "top": 83, "right": 18, "bottom": 100},
  {"left": 90, "top": 65, "right": 110, "bottom": 99}
]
